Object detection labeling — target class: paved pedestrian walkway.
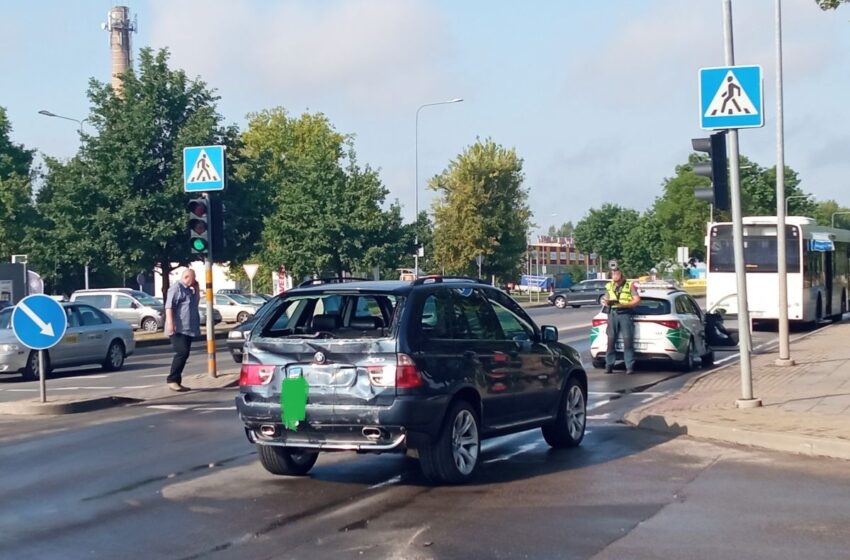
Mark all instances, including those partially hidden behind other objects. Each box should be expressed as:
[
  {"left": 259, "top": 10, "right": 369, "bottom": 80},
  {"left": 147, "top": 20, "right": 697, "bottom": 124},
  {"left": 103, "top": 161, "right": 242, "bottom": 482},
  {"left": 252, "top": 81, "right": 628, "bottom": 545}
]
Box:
[{"left": 626, "top": 321, "right": 850, "bottom": 460}]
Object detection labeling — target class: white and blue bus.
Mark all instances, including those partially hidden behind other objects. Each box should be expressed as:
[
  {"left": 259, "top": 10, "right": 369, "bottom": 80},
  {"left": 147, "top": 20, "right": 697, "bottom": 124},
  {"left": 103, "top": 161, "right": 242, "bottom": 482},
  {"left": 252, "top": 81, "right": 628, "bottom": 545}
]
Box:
[{"left": 706, "top": 216, "right": 850, "bottom": 323}]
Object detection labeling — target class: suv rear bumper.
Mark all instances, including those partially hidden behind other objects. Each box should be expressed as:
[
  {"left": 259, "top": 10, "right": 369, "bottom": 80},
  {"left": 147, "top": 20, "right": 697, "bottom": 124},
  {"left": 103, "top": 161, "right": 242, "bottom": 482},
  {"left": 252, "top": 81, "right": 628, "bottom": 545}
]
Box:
[{"left": 236, "top": 392, "right": 451, "bottom": 450}]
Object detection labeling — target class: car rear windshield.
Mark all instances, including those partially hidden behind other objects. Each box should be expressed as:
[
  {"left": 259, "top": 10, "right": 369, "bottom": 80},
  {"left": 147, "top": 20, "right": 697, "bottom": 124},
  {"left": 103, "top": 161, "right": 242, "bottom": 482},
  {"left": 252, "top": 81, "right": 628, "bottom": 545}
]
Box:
[
  {"left": 254, "top": 292, "right": 402, "bottom": 340},
  {"left": 604, "top": 297, "right": 670, "bottom": 316}
]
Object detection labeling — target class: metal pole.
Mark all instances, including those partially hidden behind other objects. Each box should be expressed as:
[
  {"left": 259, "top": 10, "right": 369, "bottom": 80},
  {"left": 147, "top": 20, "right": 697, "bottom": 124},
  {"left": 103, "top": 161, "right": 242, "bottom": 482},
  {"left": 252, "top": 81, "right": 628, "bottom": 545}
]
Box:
[
  {"left": 84, "top": 264, "right": 90, "bottom": 289},
  {"left": 414, "top": 106, "right": 421, "bottom": 279},
  {"left": 775, "top": 0, "right": 794, "bottom": 367},
  {"left": 204, "top": 193, "right": 217, "bottom": 378},
  {"left": 39, "top": 350, "right": 46, "bottom": 403},
  {"left": 723, "top": 0, "right": 761, "bottom": 408}
]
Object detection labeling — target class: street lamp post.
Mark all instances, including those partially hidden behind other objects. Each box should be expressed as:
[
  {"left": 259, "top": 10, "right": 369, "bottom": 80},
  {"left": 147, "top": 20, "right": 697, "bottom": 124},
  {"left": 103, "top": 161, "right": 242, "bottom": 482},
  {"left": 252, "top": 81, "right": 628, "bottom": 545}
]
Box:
[
  {"left": 415, "top": 98, "right": 463, "bottom": 278},
  {"left": 832, "top": 212, "right": 850, "bottom": 229},
  {"left": 785, "top": 194, "right": 810, "bottom": 216},
  {"left": 39, "top": 109, "right": 90, "bottom": 288}
]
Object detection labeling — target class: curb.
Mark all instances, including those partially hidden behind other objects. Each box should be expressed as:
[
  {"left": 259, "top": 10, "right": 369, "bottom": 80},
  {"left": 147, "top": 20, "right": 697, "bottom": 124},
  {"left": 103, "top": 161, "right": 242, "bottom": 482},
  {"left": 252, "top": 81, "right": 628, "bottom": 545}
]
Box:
[
  {"left": 0, "top": 396, "right": 142, "bottom": 416},
  {"left": 626, "top": 411, "right": 850, "bottom": 462},
  {"left": 625, "top": 320, "right": 850, "bottom": 461},
  {"left": 0, "top": 373, "right": 240, "bottom": 416},
  {"left": 135, "top": 329, "right": 231, "bottom": 348}
]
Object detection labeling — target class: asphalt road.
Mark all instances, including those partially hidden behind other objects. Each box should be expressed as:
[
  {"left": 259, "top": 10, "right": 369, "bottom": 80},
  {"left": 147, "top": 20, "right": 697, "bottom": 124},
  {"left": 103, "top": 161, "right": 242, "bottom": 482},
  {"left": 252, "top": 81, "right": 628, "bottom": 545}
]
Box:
[
  {"left": 0, "top": 301, "right": 779, "bottom": 403},
  {"left": 2, "top": 379, "right": 849, "bottom": 560}
]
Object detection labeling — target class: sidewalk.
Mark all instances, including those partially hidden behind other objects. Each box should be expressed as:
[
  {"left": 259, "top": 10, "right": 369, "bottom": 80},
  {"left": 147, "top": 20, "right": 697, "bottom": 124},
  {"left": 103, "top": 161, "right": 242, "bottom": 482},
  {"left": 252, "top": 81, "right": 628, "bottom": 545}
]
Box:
[
  {"left": 0, "top": 370, "right": 240, "bottom": 415},
  {"left": 134, "top": 326, "right": 232, "bottom": 348},
  {"left": 626, "top": 321, "right": 850, "bottom": 461}
]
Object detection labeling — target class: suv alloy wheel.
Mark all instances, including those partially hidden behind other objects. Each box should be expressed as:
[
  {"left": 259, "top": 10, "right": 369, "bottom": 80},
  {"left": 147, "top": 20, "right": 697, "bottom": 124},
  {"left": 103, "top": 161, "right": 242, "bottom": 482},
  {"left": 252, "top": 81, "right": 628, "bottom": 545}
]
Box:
[
  {"left": 542, "top": 376, "right": 586, "bottom": 448},
  {"left": 419, "top": 400, "right": 481, "bottom": 484}
]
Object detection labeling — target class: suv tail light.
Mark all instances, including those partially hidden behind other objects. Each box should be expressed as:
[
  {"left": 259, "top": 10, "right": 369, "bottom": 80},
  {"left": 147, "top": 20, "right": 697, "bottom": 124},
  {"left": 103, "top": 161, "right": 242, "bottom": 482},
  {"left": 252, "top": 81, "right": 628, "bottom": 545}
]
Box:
[
  {"left": 592, "top": 318, "right": 608, "bottom": 327},
  {"left": 239, "top": 364, "right": 275, "bottom": 386},
  {"left": 366, "top": 354, "right": 425, "bottom": 389}
]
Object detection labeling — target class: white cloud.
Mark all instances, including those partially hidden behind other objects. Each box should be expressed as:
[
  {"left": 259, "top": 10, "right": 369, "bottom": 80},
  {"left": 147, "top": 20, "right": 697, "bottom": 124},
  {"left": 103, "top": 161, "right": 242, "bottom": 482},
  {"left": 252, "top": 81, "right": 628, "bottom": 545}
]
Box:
[{"left": 147, "top": 0, "right": 452, "bottom": 112}]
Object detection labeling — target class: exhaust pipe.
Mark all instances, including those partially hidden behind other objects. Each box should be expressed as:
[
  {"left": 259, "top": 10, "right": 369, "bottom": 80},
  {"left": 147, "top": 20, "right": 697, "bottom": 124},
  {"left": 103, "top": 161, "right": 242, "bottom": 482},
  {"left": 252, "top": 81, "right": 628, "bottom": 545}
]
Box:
[
  {"left": 362, "top": 427, "right": 384, "bottom": 440},
  {"left": 260, "top": 425, "right": 277, "bottom": 437}
]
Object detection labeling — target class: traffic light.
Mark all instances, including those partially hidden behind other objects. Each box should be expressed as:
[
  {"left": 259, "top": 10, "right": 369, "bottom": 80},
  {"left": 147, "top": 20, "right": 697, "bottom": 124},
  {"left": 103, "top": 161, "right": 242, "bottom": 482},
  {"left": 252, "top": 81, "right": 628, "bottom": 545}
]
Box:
[
  {"left": 187, "top": 197, "right": 210, "bottom": 255},
  {"left": 210, "top": 196, "right": 225, "bottom": 256},
  {"left": 692, "top": 131, "right": 729, "bottom": 211}
]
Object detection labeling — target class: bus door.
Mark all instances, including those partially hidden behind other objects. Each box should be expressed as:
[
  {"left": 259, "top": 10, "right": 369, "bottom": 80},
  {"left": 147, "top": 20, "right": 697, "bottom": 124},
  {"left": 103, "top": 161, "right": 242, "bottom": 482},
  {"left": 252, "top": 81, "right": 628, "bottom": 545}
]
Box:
[{"left": 825, "top": 251, "right": 834, "bottom": 315}]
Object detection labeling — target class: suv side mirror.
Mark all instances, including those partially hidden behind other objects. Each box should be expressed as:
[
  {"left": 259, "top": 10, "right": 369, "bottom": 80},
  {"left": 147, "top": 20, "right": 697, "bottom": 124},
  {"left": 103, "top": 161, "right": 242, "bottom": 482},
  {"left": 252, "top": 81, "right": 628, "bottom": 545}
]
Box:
[{"left": 541, "top": 325, "right": 558, "bottom": 342}]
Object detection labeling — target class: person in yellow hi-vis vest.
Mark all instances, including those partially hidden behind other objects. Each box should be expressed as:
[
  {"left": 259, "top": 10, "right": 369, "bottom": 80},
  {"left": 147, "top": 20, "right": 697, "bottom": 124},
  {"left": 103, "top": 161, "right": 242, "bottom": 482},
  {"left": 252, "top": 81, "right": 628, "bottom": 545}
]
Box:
[{"left": 601, "top": 265, "right": 641, "bottom": 374}]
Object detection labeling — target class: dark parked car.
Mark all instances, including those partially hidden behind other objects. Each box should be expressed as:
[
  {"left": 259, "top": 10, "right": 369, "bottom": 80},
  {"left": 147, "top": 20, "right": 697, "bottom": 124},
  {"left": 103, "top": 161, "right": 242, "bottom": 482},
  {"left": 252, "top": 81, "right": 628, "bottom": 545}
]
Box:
[
  {"left": 548, "top": 279, "right": 609, "bottom": 309},
  {"left": 236, "top": 276, "right": 587, "bottom": 484}
]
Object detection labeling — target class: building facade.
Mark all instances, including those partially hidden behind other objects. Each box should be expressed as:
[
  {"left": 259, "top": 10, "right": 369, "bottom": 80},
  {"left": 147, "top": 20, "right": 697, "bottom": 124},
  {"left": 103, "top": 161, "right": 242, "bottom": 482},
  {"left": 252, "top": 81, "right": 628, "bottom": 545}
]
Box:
[{"left": 526, "top": 236, "right": 600, "bottom": 278}]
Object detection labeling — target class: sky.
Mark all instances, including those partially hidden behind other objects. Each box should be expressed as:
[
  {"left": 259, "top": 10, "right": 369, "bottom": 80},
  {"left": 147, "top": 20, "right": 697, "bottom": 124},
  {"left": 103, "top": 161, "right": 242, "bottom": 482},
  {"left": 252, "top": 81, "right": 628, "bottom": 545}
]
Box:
[{"left": 2, "top": 0, "right": 849, "bottom": 235}]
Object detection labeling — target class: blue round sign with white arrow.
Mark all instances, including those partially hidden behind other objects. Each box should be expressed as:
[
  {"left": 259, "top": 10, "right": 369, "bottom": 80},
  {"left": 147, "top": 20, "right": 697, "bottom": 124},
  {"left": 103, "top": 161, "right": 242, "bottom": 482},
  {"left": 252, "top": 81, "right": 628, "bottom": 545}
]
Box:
[{"left": 11, "top": 295, "right": 68, "bottom": 350}]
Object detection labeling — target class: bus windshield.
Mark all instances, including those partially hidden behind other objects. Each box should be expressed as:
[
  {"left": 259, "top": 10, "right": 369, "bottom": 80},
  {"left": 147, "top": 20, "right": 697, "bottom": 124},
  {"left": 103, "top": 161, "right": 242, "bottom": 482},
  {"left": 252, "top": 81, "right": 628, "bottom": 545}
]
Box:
[{"left": 709, "top": 224, "right": 800, "bottom": 273}]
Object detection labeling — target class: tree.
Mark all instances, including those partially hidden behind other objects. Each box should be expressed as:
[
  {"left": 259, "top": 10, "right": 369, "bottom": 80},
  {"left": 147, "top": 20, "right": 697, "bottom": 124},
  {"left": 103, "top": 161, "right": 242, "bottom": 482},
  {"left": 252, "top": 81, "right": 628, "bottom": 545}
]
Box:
[
  {"left": 546, "top": 221, "right": 574, "bottom": 238},
  {"left": 0, "top": 107, "right": 35, "bottom": 262},
  {"left": 430, "top": 139, "right": 531, "bottom": 281},
  {"left": 622, "top": 211, "right": 666, "bottom": 277},
  {"left": 32, "top": 48, "right": 264, "bottom": 298},
  {"left": 813, "top": 200, "right": 850, "bottom": 228},
  {"left": 738, "top": 157, "right": 813, "bottom": 217},
  {"left": 652, "top": 157, "right": 711, "bottom": 260},
  {"left": 816, "top": 0, "right": 848, "bottom": 9},
  {"left": 574, "top": 204, "right": 639, "bottom": 266},
  {"left": 244, "top": 108, "right": 406, "bottom": 280}
]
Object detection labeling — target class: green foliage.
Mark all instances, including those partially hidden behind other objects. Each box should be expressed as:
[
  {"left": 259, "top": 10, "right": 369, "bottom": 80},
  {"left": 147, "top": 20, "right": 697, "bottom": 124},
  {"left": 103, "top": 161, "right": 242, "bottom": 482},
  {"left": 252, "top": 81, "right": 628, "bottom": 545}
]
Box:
[
  {"left": 30, "top": 48, "right": 264, "bottom": 297},
  {"left": 0, "top": 107, "right": 35, "bottom": 262},
  {"left": 816, "top": 0, "right": 847, "bottom": 9},
  {"left": 566, "top": 264, "right": 586, "bottom": 283},
  {"left": 573, "top": 204, "right": 639, "bottom": 265},
  {"left": 430, "top": 139, "right": 531, "bottom": 281},
  {"left": 621, "top": 211, "right": 666, "bottom": 278},
  {"left": 652, "top": 156, "right": 711, "bottom": 260},
  {"left": 546, "top": 221, "right": 574, "bottom": 238},
  {"left": 813, "top": 200, "right": 850, "bottom": 228},
  {"left": 245, "top": 108, "right": 407, "bottom": 280}
]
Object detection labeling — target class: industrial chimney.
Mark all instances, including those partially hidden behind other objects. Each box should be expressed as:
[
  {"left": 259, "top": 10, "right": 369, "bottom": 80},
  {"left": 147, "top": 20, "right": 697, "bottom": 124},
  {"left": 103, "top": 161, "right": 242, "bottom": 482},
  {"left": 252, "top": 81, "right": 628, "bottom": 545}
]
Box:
[{"left": 102, "top": 6, "right": 137, "bottom": 95}]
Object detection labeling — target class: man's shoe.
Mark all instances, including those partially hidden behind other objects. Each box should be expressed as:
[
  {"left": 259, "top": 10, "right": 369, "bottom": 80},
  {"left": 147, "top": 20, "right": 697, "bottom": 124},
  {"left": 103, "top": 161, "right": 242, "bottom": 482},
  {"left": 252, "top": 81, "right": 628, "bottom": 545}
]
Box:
[
  {"left": 605, "top": 367, "right": 614, "bottom": 374},
  {"left": 626, "top": 369, "right": 635, "bottom": 375},
  {"left": 167, "top": 382, "right": 189, "bottom": 392}
]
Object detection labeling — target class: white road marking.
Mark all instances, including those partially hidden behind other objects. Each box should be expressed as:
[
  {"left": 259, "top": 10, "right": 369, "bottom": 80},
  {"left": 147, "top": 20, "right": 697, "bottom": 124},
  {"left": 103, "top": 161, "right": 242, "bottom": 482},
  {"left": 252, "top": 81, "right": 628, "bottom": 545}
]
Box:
[
  {"left": 7, "top": 388, "right": 38, "bottom": 392},
  {"left": 141, "top": 374, "right": 167, "bottom": 378},
  {"left": 484, "top": 441, "right": 540, "bottom": 463},
  {"left": 368, "top": 474, "right": 402, "bottom": 490},
  {"left": 193, "top": 406, "right": 236, "bottom": 411},
  {"left": 147, "top": 404, "right": 188, "bottom": 410},
  {"left": 589, "top": 391, "right": 620, "bottom": 396},
  {"left": 588, "top": 413, "right": 611, "bottom": 420},
  {"left": 123, "top": 385, "right": 154, "bottom": 390},
  {"left": 587, "top": 399, "right": 611, "bottom": 411}
]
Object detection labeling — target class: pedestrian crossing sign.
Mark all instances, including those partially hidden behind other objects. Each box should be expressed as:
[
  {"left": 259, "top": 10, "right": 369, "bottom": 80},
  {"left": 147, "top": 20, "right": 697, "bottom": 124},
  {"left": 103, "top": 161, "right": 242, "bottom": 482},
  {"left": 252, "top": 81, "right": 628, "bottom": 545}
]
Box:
[
  {"left": 699, "top": 65, "right": 763, "bottom": 130},
  {"left": 183, "top": 145, "right": 226, "bottom": 192}
]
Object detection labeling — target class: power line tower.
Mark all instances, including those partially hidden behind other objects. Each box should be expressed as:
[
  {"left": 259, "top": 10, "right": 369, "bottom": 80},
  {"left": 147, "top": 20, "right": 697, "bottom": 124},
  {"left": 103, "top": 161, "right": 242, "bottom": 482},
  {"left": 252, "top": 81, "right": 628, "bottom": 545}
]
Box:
[{"left": 102, "top": 6, "right": 137, "bottom": 96}]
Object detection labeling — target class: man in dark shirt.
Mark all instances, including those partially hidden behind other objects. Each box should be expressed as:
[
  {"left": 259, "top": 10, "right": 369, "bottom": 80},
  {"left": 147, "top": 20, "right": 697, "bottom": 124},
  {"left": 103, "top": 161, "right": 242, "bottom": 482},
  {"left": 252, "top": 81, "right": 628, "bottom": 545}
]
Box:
[{"left": 164, "top": 269, "right": 201, "bottom": 391}]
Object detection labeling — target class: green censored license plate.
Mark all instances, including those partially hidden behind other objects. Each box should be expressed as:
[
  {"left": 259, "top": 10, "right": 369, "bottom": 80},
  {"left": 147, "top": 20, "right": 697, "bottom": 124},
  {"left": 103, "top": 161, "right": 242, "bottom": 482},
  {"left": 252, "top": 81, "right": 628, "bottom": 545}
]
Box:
[{"left": 280, "top": 368, "right": 309, "bottom": 430}]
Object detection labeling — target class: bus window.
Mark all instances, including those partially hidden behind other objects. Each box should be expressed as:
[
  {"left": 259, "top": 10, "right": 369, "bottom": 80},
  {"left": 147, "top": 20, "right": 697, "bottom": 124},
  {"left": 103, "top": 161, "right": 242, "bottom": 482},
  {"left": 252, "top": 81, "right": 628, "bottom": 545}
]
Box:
[{"left": 709, "top": 225, "right": 800, "bottom": 273}]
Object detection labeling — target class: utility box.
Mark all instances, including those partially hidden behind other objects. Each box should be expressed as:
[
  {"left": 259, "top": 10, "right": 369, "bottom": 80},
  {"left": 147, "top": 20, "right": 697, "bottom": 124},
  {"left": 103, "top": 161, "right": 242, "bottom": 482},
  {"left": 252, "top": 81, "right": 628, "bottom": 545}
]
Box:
[{"left": 0, "top": 263, "right": 28, "bottom": 305}]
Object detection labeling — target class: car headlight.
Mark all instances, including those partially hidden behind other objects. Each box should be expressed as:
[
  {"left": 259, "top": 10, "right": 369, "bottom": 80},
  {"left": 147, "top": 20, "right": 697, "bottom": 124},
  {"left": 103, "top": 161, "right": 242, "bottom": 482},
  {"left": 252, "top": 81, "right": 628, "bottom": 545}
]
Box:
[
  {"left": 0, "top": 343, "right": 21, "bottom": 352},
  {"left": 228, "top": 330, "right": 244, "bottom": 340}
]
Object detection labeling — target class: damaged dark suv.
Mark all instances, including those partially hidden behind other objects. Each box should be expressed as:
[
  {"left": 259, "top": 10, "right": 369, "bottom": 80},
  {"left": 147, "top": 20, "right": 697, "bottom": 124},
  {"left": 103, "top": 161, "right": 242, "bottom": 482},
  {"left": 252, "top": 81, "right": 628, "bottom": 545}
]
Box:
[{"left": 236, "top": 276, "right": 587, "bottom": 484}]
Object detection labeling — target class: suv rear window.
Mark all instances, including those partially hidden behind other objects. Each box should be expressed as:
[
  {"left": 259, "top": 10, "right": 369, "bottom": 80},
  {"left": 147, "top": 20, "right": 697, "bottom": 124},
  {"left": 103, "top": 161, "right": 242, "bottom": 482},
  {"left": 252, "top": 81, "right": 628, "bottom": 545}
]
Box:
[{"left": 256, "top": 292, "right": 401, "bottom": 340}]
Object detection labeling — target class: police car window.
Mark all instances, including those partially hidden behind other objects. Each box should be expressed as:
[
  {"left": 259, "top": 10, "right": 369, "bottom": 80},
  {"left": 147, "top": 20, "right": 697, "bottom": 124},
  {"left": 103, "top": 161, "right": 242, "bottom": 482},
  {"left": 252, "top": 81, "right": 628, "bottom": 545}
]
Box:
[{"left": 632, "top": 298, "right": 671, "bottom": 316}]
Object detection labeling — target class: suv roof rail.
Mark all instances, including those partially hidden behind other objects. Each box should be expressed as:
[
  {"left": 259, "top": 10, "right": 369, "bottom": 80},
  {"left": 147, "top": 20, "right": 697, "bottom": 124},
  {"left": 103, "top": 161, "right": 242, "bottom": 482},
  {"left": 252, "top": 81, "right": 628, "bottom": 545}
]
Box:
[
  {"left": 296, "top": 277, "right": 372, "bottom": 288},
  {"left": 412, "top": 275, "right": 483, "bottom": 286}
]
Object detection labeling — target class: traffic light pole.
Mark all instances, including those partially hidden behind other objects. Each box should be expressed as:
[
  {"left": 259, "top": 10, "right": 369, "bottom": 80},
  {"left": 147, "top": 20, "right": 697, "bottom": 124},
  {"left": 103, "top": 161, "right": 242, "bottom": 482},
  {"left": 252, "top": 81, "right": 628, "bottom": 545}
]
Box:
[
  {"left": 204, "top": 192, "right": 218, "bottom": 379},
  {"left": 722, "top": 0, "right": 760, "bottom": 408}
]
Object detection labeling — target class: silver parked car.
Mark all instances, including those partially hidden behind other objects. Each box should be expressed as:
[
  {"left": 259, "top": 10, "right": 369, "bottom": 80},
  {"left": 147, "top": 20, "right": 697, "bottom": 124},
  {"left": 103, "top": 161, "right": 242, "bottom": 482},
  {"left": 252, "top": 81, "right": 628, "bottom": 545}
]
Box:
[
  {"left": 71, "top": 289, "right": 164, "bottom": 332},
  {"left": 214, "top": 293, "right": 260, "bottom": 323},
  {"left": 0, "top": 303, "right": 135, "bottom": 381}
]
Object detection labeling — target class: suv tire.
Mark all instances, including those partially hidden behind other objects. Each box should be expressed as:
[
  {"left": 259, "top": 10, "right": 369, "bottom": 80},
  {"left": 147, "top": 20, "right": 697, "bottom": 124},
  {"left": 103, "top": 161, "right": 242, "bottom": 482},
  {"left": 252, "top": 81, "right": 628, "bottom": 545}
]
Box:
[
  {"left": 542, "top": 376, "right": 586, "bottom": 448},
  {"left": 257, "top": 445, "right": 319, "bottom": 476},
  {"left": 419, "top": 400, "right": 480, "bottom": 484}
]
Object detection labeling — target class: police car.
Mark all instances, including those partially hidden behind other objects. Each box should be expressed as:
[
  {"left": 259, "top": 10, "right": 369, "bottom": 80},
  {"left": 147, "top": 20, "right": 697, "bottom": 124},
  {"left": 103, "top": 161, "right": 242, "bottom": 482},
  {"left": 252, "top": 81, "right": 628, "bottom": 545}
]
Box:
[{"left": 589, "top": 282, "right": 713, "bottom": 371}]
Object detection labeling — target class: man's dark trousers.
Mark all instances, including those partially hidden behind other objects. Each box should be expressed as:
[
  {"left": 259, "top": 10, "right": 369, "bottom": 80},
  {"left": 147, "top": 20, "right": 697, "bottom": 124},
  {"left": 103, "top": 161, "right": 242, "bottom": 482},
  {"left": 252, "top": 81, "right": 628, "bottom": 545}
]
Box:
[
  {"left": 605, "top": 311, "right": 636, "bottom": 370},
  {"left": 168, "top": 333, "right": 192, "bottom": 384}
]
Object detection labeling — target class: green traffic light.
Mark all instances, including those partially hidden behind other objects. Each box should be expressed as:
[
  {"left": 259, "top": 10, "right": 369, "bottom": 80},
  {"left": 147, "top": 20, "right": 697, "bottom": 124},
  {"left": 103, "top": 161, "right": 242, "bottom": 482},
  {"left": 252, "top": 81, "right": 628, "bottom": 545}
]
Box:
[{"left": 192, "top": 238, "right": 208, "bottom": 252}]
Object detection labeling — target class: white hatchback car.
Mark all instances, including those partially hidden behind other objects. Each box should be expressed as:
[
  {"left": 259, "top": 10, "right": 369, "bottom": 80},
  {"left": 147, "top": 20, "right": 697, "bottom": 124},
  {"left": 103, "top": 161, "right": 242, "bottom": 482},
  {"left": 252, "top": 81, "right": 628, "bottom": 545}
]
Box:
[{"left": 589, "top": 286, "right": 713, "bottom": 371}]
